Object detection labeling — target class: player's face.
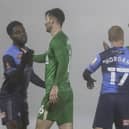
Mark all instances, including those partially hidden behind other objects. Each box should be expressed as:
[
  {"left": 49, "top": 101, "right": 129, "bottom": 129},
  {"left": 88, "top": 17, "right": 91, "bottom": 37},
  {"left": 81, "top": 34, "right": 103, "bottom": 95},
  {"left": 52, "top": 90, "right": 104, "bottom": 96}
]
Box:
[
  {"left": 45, "top": 15, "right": 53, "bottom": 33},
  {"left": 10, "top": 25, "right": 27, "bottom": 47}
]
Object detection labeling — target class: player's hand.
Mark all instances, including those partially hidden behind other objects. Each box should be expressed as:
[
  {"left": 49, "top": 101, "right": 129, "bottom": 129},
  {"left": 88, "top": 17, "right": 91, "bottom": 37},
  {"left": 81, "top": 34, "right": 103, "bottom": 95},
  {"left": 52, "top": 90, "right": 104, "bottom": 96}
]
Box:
[
  {"left": 0, "top": 112, "right": 6, "bottom": 118},
  {"left": 21, "top": 47, "right": 34, "bottom": 65},
  {"left": 49, "top": 85, "right": 59, "bottom": 104},
  {"left": 87, "top": 80, "right": 96, "bottom": 90},
  {"left": 21, "top": 47, "right": 34, "bottom": 56},
  {"left": 20, "top": 48, "right": 27, "bottom": 54},
  {"left": 87, "top": 78, "right": 96, "bottom": 89},
  {"left": 103, "top": 41, "right": 110, "bottom": 50}
]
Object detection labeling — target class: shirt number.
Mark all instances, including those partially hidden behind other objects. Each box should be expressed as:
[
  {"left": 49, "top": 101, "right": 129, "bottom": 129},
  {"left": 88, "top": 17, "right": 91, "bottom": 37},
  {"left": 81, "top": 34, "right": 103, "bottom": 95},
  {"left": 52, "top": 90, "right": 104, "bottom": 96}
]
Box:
[{"left": 108, "top": 67, "right": 129, "bottom": 86}]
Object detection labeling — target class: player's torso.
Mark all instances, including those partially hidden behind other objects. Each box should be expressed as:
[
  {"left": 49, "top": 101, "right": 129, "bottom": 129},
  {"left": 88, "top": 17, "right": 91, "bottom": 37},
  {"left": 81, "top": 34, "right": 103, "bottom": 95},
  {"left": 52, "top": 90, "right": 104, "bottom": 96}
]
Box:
[
  {"left": 3, "top": 45, "right": 32, "bottom": 95},
  {"left": 5, "top": 45, "right": 22, "bottom": 64},
  {"left": 100, "top": 47, "right": 129, "bottom": 94},
  {"left": 44, "top": 32, "right": 71, "bottom": 92}
]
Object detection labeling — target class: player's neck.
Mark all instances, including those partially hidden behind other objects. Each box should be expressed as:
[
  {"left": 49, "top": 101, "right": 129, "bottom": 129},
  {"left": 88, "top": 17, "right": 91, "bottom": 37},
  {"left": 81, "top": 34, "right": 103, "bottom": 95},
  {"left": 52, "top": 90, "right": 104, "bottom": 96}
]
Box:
[
  {"left": 112, "top": 41, "right": 124, "bottom": 48},
  {"left": 13, "top": 42, "right": 25, "bottom": 49},
  {"left": 51, "top": 26, "right": 62, "bottom": 37}
]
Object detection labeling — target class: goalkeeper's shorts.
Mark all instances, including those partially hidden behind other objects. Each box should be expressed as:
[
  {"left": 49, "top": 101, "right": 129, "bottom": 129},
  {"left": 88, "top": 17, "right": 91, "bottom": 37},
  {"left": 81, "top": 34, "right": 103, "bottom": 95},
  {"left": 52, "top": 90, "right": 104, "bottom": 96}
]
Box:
[{"left": 37, "top": 89, "right": 73, "bottom": 125}]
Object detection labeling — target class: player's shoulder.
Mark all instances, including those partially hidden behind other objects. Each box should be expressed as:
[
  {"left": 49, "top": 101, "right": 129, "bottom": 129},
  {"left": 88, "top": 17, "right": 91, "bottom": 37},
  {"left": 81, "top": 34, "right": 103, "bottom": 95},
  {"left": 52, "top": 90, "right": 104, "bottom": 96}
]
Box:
[
  {"left": 123, "top": 46, "right": 129, "bottom": 54},
  {"left": 4, "top": 45, "right": 15, "bottom": 56},
  {"left": 51, "top": 31, "right": 68, "bottom": 48},
  {"left": 125, "top": 46, "right": 129, "bottom": 51},
  {"left": 99, "top": 47, "right": 129, "bottom": 59},
  {"left": 53, "top": 31, "right": 68, "bottom": 42},
  {"left": 99, "top": 47, "right": 117, "bottom": 59},
  {"left": 3, "top": 46, "right": 15, "bottom": 62},
  {"left": 3, "top": 45, "right": 20, "bottom": 60},
  {"left": 56, "top": 31, "right": 67, "bottom": 39},
  {"left": 99, "top": 48, "right": 111, "bottom": 55}
]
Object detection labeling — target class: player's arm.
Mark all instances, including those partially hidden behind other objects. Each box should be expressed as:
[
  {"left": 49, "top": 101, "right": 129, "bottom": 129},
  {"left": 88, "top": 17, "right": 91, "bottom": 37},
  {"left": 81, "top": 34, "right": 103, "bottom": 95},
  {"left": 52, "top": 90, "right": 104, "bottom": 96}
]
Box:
[
  {"left": 49, "top": 39, "right": 69, "bottom": 104},
  {"left": 33, "top": 53, "right": 47, "bottom": 63},
  {"left": 83, "top": 54, "right": 101, "bottom": 89},
  {"left": 30, "top": 69, "right": 45, "bottom": 88},
  {"left": 3, "top": 49, "right": 34, "bottom": 83},
  {"left": 3, "top": 55, "right": 25, "bottom": 83}
]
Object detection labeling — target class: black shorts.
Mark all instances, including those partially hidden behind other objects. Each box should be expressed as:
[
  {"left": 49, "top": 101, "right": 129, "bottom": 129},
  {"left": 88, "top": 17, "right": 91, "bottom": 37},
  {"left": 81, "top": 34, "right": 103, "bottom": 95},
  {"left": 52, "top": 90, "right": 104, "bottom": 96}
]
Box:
[
  {"left": 93, "top": 93, "right": 129, "bottom": 129},
  {"left": 0, "top": 95, "right": 29, "bottom": 126}
]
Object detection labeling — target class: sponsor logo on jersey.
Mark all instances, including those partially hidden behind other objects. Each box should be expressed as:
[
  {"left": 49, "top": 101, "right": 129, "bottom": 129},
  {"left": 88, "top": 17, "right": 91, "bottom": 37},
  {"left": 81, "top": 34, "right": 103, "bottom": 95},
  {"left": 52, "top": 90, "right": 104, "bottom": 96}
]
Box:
[{"left": 123, "top": 120, "right": 129, "bottom": 126}]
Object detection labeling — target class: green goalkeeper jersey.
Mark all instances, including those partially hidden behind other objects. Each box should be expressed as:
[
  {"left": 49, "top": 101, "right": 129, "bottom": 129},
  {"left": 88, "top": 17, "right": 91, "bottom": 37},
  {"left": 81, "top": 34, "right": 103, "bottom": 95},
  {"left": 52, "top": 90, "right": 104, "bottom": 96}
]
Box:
[{"left": 33, "top": 31, "right": 72, "bottom": 93}]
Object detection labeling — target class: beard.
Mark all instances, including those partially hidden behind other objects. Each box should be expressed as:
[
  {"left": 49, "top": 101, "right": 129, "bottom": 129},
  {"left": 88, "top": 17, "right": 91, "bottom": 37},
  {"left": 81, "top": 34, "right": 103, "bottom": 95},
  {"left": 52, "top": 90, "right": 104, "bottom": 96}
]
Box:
[
  {"left": 46, "top": 27, "right": 52, "bottom": 33},
  {"left": 45, "top": 23, "right": 52, "bottom": 33}
]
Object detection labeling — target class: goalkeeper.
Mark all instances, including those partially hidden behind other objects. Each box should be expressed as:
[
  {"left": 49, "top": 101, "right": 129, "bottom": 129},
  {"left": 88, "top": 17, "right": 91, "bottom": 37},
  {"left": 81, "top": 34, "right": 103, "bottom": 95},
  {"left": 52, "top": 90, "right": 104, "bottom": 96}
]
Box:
[{"left": 33, "top": 8, "right": 73, "bottom": 129}]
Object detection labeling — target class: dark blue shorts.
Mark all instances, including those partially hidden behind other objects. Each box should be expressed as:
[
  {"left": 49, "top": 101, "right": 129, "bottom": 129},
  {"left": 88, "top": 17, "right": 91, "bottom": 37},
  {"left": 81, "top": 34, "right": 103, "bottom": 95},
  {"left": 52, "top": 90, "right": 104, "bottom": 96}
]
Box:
[
  {"left": 93, "top": 93, "right": 129, "bottom": 129},
  {"left": 0, "top": 95, "right": 29, "bottom": 126}
]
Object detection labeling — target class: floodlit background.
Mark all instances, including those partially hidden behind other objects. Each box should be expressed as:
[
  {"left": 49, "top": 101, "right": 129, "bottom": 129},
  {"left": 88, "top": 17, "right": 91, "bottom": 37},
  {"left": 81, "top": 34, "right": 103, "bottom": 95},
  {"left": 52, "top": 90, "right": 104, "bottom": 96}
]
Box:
[{"left": 0, "top": 0, "right": 129, "bottom": 128}]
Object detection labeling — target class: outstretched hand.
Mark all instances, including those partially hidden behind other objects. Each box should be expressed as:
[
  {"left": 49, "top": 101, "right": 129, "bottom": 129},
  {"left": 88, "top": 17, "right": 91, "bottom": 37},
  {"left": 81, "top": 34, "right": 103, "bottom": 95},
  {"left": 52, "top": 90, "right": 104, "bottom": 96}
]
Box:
[{"left": 20, "top": 47, "right": 34, "bottom": 65}]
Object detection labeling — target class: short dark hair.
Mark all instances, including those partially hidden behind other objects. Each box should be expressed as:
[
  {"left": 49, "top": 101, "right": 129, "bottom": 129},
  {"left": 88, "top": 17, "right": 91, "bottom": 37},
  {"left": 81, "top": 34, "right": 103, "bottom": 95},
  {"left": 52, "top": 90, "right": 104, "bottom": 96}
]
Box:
[
  {"left": 108, "top": 25, "right": 124, "bottom": 42},
  {"left": 7, "top": 21, "right": 23, "bottom": 35},
  {"left": 45, "top": 8, "right": 65, "bottom": 26}
]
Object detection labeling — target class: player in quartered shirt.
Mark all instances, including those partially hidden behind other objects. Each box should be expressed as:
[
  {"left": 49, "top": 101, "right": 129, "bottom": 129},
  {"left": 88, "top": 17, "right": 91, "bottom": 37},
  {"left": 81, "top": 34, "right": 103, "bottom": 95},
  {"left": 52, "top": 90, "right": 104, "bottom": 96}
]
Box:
[
  {"left": 83, "top": 25, "right": 129, "bottom": 129},
  {"left": 0, "top": 21, "right": 45, "bottom": 129}
]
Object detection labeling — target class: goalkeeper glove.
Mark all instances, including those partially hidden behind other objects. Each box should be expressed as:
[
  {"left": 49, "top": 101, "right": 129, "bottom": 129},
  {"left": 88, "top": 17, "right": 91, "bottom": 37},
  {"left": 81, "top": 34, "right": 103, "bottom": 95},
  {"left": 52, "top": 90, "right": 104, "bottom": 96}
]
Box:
[{"left": 83, "top": 69, "right": 96, "bottom": 89}]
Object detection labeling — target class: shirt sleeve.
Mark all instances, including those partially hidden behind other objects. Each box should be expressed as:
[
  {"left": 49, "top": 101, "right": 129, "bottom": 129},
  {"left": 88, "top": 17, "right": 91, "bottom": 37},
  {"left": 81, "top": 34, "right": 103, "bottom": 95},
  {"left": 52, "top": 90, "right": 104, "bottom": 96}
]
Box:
[
  {"left": 51, "top": 39, "right": 69, "bottom": 86},
  {"left": 3, "top": 55, "right": 25, "bottom": 84},
  {"left": 87, "top": 54, "right": 101, "bottom": 73},
  {"left": 30, "top": 69, "right": 45, "bottom": 88},
  {"left": 33, "top": 53, "right": 46, "bottom": 63}
]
